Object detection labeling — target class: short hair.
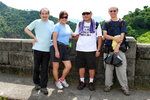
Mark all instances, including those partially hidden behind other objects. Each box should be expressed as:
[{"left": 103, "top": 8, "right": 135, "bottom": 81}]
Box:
[
  {"left": 108, "top": 7, "right": 119, "bottom": 11},
  {"left": 39, "top": 8, "right": 50, "bottom": 14},
  {"left": 59, "top": 11, "right": 68, "bottom": 19}
]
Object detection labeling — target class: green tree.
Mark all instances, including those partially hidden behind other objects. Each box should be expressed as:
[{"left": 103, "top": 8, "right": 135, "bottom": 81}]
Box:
[
  {"left": 123, "top": 6, "right": 150, "bottom": 43},
  {"left": 137, "top": 31, "right": 150, "bottom": 43},
  {"left": 0, "top": 2, "right": 76, "bottom": 38}
]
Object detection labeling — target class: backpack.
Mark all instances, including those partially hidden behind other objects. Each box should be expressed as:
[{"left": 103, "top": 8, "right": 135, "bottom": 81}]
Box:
[{"left": 105, "top": 19, "right": 130, "bottom": 52}]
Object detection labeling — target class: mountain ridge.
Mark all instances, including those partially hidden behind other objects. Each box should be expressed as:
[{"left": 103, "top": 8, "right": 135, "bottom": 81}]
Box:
[{"left": 0, "top": 2, "right": 76, "bottom": 38}]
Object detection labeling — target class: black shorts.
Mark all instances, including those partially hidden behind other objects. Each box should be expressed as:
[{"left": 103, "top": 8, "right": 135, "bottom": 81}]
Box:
[
  {"left": 76, "top": 51, "right": 96, "bottom": 70},
  {"left": 50, "top": 44, "right": 71, "bottom": 62}
]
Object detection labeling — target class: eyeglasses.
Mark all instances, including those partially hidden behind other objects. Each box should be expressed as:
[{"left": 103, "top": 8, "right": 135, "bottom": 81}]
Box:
[
  {"left": 82, "top": 12, "right": 91, "bottom": 15},
  {"left": 60, "top": 16, "right": 68, "bottom": 19},
  {"left": 109, "top": 10, "right": 117, "bottom": 13}
]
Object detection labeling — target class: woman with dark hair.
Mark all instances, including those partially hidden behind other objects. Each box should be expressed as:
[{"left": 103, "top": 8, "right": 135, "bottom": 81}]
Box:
[{"left": 50, "top": 11, "right": 73, "bottom": 89}]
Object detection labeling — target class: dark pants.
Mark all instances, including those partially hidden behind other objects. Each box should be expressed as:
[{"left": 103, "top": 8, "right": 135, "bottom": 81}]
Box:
[{"left": 33, "top": 50, "right": 50, "bottom": 88}]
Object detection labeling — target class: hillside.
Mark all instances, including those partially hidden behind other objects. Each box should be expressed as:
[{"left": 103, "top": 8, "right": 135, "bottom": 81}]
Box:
[
  {"left": 123, "top": 6, "right": 150, "bottom": 43},
  {"left": 0, "top": 2, "right": 76, "bottom": 38},
  {"left": 0, "top": 2, "right": 150, "bottom": 43}
]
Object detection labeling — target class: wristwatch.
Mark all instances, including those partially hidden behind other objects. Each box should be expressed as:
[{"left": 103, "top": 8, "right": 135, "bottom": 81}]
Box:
[{"left": 96, "top": 49, "right": 101, "bottom": 52}]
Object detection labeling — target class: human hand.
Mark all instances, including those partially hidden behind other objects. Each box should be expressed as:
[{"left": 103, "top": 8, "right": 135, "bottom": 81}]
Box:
[
  {"left": 55, "top": 51, "right": 60, "bottom": 58},
  {"left": 32, "top": 37, "right": 38, "bottom": 45},
  {"left": 114, "top": 45, "right": 120, "bottom": 54},
  {"left": 72, "top": 34, "right": 79, "bottom": 37},
  {"left": 95, "top": 51, "right": 101, "bottom": 57},
  {"left": 113, "top": 36, "right": 121, "bottom": 43}
]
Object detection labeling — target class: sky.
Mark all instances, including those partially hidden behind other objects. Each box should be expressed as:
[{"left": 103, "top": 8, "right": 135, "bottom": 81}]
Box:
[{"left": 1, "top": 0, "right": 150, "bottom": 21}]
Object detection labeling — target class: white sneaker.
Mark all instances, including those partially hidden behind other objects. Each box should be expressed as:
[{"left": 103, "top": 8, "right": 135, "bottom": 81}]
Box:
[
  {"left": 55, "top": 81, "right": 63, "bottom": 89},
  {"left": 59, "top": 79, "right": 69, "bottom": 87}
]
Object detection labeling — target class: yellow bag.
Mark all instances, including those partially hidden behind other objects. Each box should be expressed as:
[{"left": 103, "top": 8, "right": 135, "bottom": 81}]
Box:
[{"left": 112, "top": 35, "right": 120, "bottom": 50}]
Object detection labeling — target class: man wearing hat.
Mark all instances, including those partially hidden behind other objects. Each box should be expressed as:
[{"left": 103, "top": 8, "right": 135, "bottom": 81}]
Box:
[
  {"left": 102, "top": 7, "right": 130, "bottom": 96},
  {"left": 74, "top": 10, "right": 102, "bottom": 91}
]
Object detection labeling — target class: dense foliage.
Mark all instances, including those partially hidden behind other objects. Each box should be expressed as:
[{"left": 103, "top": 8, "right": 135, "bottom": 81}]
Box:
[
  {"left": 0, "top": 2, "right": 76, "bottom": 38},
  {"left": 137, "top": 31, "right": 150, "bottom": 43},
  {"left": 123, "top": 6, "right": 150, "bottom": 43},
  {"left": 0, "top": 2, "right": 149, "bottom": 43}
]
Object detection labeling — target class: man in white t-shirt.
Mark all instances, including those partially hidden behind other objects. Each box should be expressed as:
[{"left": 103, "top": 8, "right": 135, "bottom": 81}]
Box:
[
  {"left": 24, "top": 8, "right": 54, "bottom": 95},
  {"left": 74, "top": 10, "right": 102, "bottom": 91}
]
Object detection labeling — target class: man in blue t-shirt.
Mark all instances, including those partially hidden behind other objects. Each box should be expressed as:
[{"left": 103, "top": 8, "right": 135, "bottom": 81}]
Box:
[
  {"left": 24, "top": 8, "right": 54, "bottom": 95},
  {"left": 102, "top": 7, "right": 130, "bottom": 96}
]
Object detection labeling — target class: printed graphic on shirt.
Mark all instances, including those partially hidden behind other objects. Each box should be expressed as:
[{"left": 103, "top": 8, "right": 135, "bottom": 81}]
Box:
[{"left": 80, "top": 26, "right": 93, "bottom": 36}]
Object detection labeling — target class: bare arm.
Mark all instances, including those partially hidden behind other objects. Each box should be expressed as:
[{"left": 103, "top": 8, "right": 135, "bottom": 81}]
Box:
[
  {"left": 103, "top": 30, "right": 121, "bottom": 43},
  {"left": 53, "top": 32, "right": 60, "bottom": 58},
  {"left": 114, "top": 33, "right": 125, "bottom": 48},
  {"left": 97, "top": 36, "right": 102, "bottom": 51},
  {"left": 24, "top": 27, "right": 38, "bottom": 45},
  {"left": 103, "top": 30, "right": 125, "bottom": 53},
  {"left": 95, "top": 36, "right": 102, "bottom": 57},
  {"left": 103, "top": 30, "right": 114, "bottom": 40},
  {"left": 24, "top": 27, "right": 36, "bottom": 39},
  {"left": 114, "top": 33, "right": 125, "bottom": 53},
  {"left": 72, "top": 33, "right": 79, "bottom": 41}
]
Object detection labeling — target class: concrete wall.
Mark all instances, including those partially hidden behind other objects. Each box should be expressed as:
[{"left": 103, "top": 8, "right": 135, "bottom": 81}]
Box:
[
  {"left": 135, "top": 44, "right": 150, "bottom": 87},
  {"left": 0, "top": 37, "right": 150, "bottom": 88}
]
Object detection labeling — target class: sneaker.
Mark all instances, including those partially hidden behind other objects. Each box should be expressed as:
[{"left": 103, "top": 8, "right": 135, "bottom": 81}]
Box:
[
  {"left": 89, "top": 82, "right": 95, "bottom": 91},
  {"left": 122, "top": 89, "right": 130, "bottom": 96},
  {"left": 55, "top": 81, "right": 63, "bottom": 89},
  {"left": 59, "top": 79, "right": 69, "bottom": 87},
  {"left": 77, "top": 81, "right": 86, "bottom": 90},
  {"left": 33, "top": 84, "right": 41, "bottom": 91},
  {"left": 104, "top": 86, "right": 111, "bottom": 92},
  {"left": 40, "top": 88, "right": 48, "bottom": 95}
]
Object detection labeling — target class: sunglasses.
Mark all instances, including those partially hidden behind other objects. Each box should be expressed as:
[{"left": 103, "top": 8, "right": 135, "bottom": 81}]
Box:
[
  {"left": 82, "top": 12, "right": 91, "bottom": 15},
  {"left": 109, "top": 10, "right": 117, "bottom": 13},
  {"left": 60, "top": 16, "right": 68, "bottom": 19}
]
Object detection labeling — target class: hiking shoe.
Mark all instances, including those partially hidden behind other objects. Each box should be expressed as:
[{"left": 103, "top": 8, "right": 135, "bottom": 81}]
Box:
[
  {"left": 104, "top": 86, "right": 111, "bottom": 92},
  {"left": 122, "top": 89, "right": 130, "bottom": 96},
  {"left": 59, "top": 79, "right": 69, "bottom": 87},
  {"left": 55, "top": 81, "right": 63, "bottom": 89},
  {"left": 89, "top": 82, "right": 95, "bottom": 91},
  {"left": 33, "top": 84, "right": 41, "bottom": 91},
  {"left": 40, "top": 88, "right": 48, "bottom": 95},
  {"left": 77, "top": 81, "right": 86, "bottom": 90}
]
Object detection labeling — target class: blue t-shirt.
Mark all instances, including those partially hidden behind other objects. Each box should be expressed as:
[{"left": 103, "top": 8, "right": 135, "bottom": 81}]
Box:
[
  {"left": 53, "top": 23, "right": 73, "bottom": 45},
  {"left": 27, "top": 19, "right": 54, "bottom": 52},
  {"left": 102, "top": 20, "right": 127, "bottom": 46}
]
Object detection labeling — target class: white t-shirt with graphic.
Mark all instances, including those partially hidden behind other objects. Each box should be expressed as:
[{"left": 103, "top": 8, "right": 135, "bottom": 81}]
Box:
[{"left": 74, "top": 22, "right": 102, "bottom": 52}]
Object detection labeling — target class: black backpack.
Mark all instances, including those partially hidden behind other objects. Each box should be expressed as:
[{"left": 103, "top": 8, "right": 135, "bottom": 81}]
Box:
[{"left": 105, "top": 19, "right": 130, "bottom": 52}]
